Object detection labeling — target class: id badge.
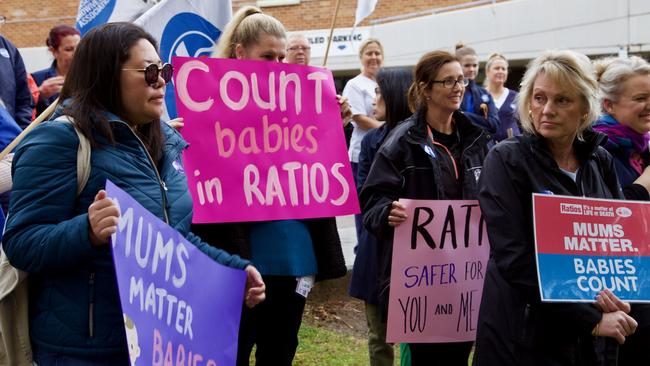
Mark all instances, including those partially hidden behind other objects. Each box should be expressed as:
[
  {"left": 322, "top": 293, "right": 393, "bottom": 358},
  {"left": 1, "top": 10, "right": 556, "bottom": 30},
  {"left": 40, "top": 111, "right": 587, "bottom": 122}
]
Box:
[{"left": 295, "top": 275, "right": 315, "bottom": 298}]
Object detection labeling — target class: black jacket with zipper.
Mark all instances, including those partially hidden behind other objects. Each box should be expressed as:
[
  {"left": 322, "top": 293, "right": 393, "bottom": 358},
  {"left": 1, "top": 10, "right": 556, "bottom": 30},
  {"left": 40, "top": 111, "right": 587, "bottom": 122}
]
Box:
[
  {"left": 473, "top": 131, "right": 624, "bottom": 366},
  {"left": 359, "top": 108, "right": 490, "bottom": 316}
]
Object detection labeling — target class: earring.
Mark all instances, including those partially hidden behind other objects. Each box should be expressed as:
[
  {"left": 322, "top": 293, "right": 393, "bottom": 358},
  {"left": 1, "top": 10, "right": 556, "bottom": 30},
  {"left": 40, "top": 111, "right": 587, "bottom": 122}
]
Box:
[
  {"left": 528, "top": 110, "right": 533, "bottom": 119},
  {"left": 426, "top": 96, "right": 431, "bottom": 101},
  {"left": 581, "top": 114, "right": 589, "bottom": 123}
]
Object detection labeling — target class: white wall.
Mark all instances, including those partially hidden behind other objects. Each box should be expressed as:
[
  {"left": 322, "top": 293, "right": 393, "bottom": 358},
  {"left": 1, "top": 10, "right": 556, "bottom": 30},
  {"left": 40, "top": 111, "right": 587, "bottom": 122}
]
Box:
[
  {"left": 20, "top": 47, "right": 52, "bottom": 73},
  {"left": 310, "top": 0, "right": 650, "bottom": 71}
]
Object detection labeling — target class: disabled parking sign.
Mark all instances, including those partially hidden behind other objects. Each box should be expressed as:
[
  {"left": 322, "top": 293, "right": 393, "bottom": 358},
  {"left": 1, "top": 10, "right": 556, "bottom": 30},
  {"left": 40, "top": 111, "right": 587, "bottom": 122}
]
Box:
[{"left": 533, "top": 194, "right": 650, "bottom": 302}]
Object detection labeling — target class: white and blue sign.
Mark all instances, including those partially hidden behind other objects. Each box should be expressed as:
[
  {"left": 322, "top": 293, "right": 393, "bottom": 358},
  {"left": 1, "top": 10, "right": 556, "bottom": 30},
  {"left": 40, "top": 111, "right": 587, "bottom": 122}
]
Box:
[
  {"left": 76, "top": 0, "right": 156, "bottom": 36},
  {"left": 135, "top": 0, "right": 232, "bottom": 120},
  {"left": 536, "top": 254, "right": 650, "bottom": 302},
  {"left": 159, "top": 13, "right": 221, "bottom": 119}
]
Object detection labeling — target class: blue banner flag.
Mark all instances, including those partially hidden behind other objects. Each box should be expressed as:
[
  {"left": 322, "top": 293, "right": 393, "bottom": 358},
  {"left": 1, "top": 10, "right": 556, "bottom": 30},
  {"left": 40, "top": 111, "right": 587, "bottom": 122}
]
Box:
[
  {"left": 135, "top": 0, "right": 232, "bottom": 119},
  {"left": 75, "top": 0, "right": 159, "bottom": 36}
]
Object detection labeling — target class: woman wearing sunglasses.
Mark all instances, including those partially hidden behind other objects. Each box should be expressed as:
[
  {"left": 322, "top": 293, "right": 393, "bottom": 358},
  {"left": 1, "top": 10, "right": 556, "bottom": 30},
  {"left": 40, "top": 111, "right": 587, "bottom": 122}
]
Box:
[
  {"left": 360, "top": 51, "right": 490, "bottom": 366},
  {"left": 2, "top": 22, "right": 265, "bottom": 366}
]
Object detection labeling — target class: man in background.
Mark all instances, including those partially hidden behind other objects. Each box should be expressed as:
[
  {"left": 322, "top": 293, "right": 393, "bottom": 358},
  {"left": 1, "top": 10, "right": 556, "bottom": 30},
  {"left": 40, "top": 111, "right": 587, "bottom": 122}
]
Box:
[
  {"left": 286, "top": 34, "right": 311, "bottom": 66},
  {"left": 0, "top": 14, "right": 33, "bottom": 128}
]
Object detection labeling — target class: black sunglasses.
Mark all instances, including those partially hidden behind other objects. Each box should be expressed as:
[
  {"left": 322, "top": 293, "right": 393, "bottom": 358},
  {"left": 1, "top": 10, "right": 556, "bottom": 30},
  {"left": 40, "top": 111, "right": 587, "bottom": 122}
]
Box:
[{"left": 122, "top": 63, "right": 173, "bottom": 85}]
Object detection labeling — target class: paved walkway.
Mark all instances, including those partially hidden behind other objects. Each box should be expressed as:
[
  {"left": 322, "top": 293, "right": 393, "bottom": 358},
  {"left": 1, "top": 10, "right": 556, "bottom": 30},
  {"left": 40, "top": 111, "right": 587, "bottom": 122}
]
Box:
[{"left": 335, "top": 215, "right": 357, "bottom": 269}]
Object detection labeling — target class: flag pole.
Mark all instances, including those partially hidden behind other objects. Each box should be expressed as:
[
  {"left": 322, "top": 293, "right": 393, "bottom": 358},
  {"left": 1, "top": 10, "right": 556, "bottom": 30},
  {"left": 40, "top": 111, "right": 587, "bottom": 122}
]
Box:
[{"left": 323, "top": 0, "right": 342, "bottom": 67}]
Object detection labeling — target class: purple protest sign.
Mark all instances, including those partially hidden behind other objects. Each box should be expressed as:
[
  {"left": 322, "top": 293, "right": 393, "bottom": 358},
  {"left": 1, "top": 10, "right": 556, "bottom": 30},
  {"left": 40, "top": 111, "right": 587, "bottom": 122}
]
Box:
[
  {"left": 106, "top": 180, "right": 246, "bottom": 366},
  {"left": 387, "top": 199, "right": 490, "bottom": 343},
  {"left": 172, "top": 56, "right": 359, "bottom": 223}
]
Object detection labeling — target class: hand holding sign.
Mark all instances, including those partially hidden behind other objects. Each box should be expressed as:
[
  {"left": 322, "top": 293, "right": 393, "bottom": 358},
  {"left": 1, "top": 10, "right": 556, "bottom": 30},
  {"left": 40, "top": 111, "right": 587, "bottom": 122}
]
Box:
[
  {"left": 166, "top": 117, "right": 184, "bottom": 131},
  {"left": 596, "top": 311, "right": 637, "bottom": 344},
  {"left": 595, "top": 289, "right": 631, "bottom": 314},
  {"left": 88, "top": 189, "right": 120, "bottom": 246},
  {"left": 244, "top": 265, "right": 266, "bottom": 308},
  {"left": 337, "top": 94, "right": 352, "bottom": 122},
  {"left": 388, "top": 201, "right": 407, "bottom": 227}
]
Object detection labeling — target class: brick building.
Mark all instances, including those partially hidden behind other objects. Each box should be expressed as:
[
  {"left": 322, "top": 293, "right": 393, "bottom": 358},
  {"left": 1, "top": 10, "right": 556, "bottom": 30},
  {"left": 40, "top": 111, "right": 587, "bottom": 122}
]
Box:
[
  {"left": 0, "top": 0, "right": 78, "bottom": 48},
  {"left": 1, "top": 0, "right": 647, "bottom": 81},
  {"left": 0, "top": 0, "right": 481, "bottom": 48},
  {"left": 234, "top": 0, "right": 479, "bottom": 32}
]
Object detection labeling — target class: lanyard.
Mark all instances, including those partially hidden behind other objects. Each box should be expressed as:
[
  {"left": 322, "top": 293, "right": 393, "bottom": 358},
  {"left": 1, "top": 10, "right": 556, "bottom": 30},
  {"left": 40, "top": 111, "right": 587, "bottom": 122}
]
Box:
[{"left": 427, "top": 125, "right": 459, "bottom": 180}]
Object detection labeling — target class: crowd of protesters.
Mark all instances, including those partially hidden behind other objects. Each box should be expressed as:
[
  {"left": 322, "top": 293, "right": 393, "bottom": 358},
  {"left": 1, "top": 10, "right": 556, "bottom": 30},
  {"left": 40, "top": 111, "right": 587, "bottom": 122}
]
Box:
[{"left": 0, "top": 5, "right": 650, "bottom": 366}]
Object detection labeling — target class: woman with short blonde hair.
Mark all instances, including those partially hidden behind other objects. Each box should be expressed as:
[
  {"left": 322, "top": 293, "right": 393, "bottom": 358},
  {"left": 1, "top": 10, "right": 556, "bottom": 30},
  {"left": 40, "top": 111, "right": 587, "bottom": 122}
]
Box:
[
  {"left": 474, "top": 50, "right": 637, "bottom": 365},
  {"left": 517, "top": 50, "right": 600, "bottom": 138},
  {"left": 484, "top": 53, "right": 520, "bottom": 140}
]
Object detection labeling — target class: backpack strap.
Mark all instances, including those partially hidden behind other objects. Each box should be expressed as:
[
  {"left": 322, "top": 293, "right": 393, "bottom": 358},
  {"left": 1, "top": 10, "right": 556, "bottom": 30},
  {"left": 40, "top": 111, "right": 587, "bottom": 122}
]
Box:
[{"left": 53, "top": 116, "right": 91, "bottom": 196}]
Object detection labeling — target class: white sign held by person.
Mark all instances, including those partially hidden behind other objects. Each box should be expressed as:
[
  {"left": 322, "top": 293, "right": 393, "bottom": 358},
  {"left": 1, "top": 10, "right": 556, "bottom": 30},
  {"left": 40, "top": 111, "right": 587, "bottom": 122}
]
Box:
[{"left": 135, "top": 0, "right": 232, "bottom": 120}]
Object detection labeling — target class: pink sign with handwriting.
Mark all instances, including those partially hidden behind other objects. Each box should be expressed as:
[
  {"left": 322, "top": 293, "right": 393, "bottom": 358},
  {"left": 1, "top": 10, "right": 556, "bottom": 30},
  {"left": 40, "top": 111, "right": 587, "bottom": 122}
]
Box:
[
  {"left": 387, "top": 199, "right": 490, "bottom": 343},
  {"left": 173, "top": 57, "right": 359, "bottom": 223}
]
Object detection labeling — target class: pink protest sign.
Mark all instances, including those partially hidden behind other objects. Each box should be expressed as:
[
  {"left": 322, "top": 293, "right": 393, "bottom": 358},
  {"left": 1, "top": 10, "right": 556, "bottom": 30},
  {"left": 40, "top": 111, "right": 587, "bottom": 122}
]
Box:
[
  {"left": 173, "top": 56, "right": 359, "bottom": 223},
  {"left": 386, "top": 199, "right": 490, "bottom": 343}
]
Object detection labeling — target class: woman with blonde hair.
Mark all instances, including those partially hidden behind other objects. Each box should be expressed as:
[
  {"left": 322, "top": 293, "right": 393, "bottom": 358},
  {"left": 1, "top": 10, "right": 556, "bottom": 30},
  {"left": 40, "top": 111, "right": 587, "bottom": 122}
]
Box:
[
  {"left": 455, "top": 43, "right": 500, "bottom": 136},
  {"left": 593, "top": 55, "right": 650, "bottom": 366},
  {"left": 342, "top": 37, "right": 384, "bottom": 259},
  {"left": 474, "top": 50, "right": 637, "bottom": 365},
  {"left": 343, "top": 38, "right": 385, "bottom": 170},
  {"left": 484, "top": 52, "right": 520, "bottom": 141},
  {"left": 191, "top": 6, "right": 347, "bottom": 366}
]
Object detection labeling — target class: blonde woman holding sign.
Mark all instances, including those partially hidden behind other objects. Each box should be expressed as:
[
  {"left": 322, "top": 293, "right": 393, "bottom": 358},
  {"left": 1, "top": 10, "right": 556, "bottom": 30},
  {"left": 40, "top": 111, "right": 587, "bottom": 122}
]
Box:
[
  {"left": 189, "top": 6, "right": 346, "bottom": 366},
  {"left": 474, "top": 50, "right": 637, "bottom": 365},
  {"left": 2, "top": 23, "right": 265, "bottom": 366}
]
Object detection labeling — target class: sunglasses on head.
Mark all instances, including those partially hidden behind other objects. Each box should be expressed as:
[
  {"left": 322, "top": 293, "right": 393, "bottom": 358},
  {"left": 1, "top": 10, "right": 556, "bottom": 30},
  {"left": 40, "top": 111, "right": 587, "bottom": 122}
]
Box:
[{"left": 123, "top": 63, "right": 173, "bottom": 86}]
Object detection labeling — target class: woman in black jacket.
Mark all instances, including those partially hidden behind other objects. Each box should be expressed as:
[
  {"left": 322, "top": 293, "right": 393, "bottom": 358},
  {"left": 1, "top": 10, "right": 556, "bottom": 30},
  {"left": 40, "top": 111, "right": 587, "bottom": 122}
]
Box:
[
  {"left": 593, "top": 55, "right": 650, "bottom": 366},
  {"left": 360, "top": 50, "right": 490, "bottom": 366},
  {"left": 473, "top": 50, "right": 638, "bottom": 366},
  {"left": 455, "top": 43, "right": 500, "bottom": 136},
  {"left": 349, "top": 67, "right": 413, "bottom": 366}
]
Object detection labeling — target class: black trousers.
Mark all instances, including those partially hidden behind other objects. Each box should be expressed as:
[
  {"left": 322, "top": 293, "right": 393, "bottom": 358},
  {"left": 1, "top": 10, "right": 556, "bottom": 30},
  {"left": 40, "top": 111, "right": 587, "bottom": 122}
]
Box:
[
  {"left": 409, "top": 341, "right": 473, "bottom": 366},
  {"left": 619, "top": 326, "right": 650, "bottom": 366},
  {"left": 237, "top": 276, "right": 307, "bottom": 366}
]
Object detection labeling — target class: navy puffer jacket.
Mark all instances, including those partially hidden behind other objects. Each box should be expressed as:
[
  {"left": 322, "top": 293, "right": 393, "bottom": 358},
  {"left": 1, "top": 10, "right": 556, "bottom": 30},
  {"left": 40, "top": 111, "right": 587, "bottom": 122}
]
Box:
[{"left": 3, "top": 110, "right": 249, "bottom": 357}]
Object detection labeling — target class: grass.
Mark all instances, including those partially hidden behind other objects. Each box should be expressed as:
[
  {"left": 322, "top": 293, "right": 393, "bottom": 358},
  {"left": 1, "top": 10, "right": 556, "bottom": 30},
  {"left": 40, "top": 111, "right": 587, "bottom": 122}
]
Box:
[
  {"left": 249, "top": 325, "right": 377, "bottom": 366},
  {"left": 293, "top": 325, "right": 369, "bottom": 366},
  {"left": 250, "top": 325, "right": 477, "bottom": 366}
]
